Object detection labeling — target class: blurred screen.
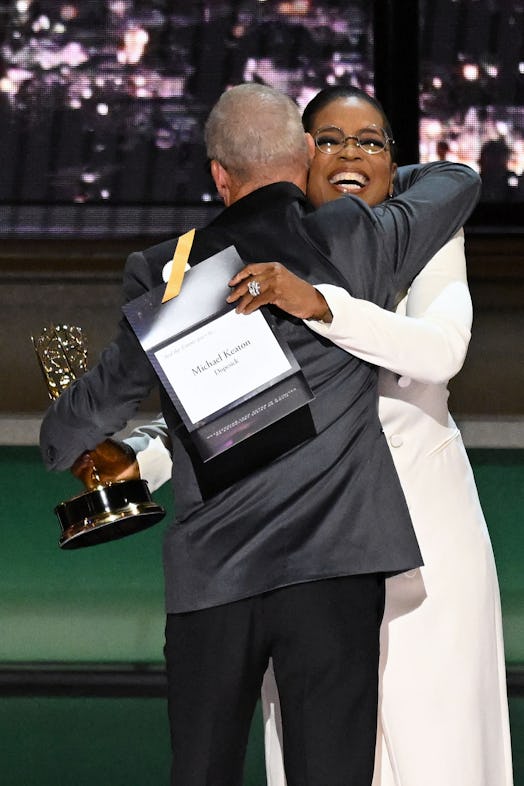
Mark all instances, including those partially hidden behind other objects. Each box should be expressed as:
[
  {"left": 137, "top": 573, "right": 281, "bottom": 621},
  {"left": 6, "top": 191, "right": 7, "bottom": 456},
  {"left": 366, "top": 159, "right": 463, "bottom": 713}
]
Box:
[
  {"left": 0, "top": 0, "right": 374, "bottom": 236},
  {"left": 419, "top": 0, "right": 524, "bottom": 205},
  {"left": 2, "top": 0, "right": 522, "bottom": 238}
]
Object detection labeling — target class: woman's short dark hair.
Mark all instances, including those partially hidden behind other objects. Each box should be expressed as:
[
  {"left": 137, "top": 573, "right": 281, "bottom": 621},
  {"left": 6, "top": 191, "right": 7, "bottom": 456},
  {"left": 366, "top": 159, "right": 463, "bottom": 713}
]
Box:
[{"left": 302, "top": 86, "right": 396, "bottom": 161}]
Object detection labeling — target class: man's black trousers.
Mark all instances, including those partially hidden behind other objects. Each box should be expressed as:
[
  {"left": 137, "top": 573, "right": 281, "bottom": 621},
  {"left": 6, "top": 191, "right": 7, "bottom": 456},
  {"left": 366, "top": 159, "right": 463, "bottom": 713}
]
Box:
[{"left": 165, "top": 573, "right": 385, "bottom": 786}]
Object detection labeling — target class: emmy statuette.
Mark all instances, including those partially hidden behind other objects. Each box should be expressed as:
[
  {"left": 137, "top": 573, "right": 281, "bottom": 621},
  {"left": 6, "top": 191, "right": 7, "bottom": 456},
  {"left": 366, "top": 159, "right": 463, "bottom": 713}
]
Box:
[{"left": 33, "top": 325, "right": 165, "bottom": 549}]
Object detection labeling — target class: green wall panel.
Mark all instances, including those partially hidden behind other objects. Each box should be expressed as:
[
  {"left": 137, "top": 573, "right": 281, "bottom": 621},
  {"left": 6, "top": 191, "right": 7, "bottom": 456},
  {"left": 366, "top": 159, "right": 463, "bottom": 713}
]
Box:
[{"left": 469, "top": 449, "right": 524, "bottom": 665}]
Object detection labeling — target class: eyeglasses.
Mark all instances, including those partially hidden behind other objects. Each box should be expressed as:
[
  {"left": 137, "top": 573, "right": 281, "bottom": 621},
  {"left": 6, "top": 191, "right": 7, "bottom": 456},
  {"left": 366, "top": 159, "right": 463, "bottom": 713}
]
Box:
[{"left": 313, "top": 125, "right": 394, "bottom": 155}]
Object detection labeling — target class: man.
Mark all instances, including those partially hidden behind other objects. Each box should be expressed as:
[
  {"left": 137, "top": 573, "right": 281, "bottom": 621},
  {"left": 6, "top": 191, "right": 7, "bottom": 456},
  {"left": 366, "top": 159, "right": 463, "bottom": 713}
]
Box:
[{"left": 41, "top": 84, "right": 480, "bottom": 785}]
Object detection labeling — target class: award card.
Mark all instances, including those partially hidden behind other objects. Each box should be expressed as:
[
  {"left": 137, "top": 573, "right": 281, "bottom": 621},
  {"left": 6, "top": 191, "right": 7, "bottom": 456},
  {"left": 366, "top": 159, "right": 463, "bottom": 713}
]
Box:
[{"left": 123, "top": 246, "right": 314, "bottom": 460}]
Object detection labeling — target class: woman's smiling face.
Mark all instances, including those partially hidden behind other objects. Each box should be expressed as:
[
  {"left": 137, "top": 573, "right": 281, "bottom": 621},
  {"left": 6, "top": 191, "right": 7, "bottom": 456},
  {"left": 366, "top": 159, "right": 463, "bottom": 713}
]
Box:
[{"left": 306, "top": 96, "right": 397, "bottom": 209}]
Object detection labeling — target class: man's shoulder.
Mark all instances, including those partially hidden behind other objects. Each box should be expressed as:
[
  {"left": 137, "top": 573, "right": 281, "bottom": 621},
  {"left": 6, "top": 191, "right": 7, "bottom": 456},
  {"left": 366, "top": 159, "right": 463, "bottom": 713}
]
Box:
[
  {"left": 302, "top": 194, "right": 376, "bottom": 248},
  {"left": 124, "top": 236, "right": 182, "bottom": 286}
]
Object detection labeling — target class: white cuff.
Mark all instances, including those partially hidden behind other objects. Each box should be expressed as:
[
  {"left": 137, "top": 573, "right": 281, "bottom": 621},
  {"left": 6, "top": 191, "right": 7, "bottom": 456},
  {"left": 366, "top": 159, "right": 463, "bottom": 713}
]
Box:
[{"left": 134, "top": 435, "right": 172, "bottom": 492}]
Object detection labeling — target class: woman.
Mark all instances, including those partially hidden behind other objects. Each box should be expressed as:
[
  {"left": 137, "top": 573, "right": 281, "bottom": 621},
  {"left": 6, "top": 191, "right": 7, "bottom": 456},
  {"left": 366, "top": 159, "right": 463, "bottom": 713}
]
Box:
[
  {"left": 101, "top": 86, "right": 512, "bottom": 785},
  {"left": 228, "top": 86, "right": 512, "bottom": 786}
]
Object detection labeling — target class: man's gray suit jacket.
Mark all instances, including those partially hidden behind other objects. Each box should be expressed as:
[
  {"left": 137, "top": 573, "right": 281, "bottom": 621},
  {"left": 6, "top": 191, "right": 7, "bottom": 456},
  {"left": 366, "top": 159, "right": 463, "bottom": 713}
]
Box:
[{"left": 40, "top": 162, "right": 481, "bottom": 612}]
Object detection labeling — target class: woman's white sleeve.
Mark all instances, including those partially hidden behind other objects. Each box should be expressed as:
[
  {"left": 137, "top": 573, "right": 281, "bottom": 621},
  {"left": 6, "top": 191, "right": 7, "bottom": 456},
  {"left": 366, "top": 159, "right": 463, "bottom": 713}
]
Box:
[{"left": 304, "top": 230, "right": 472, "bottom": 384}]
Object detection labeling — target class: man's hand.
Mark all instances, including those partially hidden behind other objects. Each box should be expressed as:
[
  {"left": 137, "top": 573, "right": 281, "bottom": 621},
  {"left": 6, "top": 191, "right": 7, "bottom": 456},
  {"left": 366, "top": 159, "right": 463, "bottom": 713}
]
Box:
[
  {"left": 71, "top": 438, "right": 140, "bottom": 489},
  {"left": 227, "top": 262, "right": 332, "bottom": 322}
]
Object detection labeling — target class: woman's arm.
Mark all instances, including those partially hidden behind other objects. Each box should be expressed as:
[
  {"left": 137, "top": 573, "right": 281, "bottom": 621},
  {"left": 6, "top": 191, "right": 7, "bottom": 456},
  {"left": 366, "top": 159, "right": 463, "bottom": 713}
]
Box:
[{"left": 304, "top": 231, "right": 472, "bottom": 384}]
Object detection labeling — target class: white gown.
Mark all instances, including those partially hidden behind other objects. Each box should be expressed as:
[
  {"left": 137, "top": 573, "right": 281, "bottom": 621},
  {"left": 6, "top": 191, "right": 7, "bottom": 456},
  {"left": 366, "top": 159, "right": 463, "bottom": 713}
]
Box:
[
  {"left": 130, "top": 232, "right": 513, "bottom": 786},
  {"left": 261, "top": 231, "right": 513, "bottom": 786}
]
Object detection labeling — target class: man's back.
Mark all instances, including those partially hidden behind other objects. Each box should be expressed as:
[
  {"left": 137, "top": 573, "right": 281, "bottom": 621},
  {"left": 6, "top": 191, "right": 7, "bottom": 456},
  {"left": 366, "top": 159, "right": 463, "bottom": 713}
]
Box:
[{"left": 135, "top": 180, "right": 439, "bottom": 613}]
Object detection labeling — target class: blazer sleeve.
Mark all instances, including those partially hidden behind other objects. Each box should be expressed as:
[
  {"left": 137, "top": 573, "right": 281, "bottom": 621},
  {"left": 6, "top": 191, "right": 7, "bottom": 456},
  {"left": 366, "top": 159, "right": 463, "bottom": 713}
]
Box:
[
  {"left": 378, "top": 162, "right": 480, "bottom": 296},
  {"left": 304, "top": 231, "right": 472, "bottom": 384},
  {"left": 40, "top": 251, "right": 159, "bottom": 471},
  {"left": 309, "top": 161, "right": 480, "bottom": 307}
]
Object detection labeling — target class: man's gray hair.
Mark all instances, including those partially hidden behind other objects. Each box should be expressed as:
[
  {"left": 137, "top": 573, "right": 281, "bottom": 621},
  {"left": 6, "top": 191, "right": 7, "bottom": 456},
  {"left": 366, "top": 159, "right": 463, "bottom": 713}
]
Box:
[{"left": 205, "top": 83, "right": 309, "bottom": 181}]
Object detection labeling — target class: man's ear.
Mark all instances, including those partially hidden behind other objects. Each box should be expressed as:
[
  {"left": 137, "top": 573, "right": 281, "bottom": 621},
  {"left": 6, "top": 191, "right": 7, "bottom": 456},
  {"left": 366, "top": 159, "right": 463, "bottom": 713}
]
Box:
[
  {"left": 210, "top": 159, "right": 231, "bottom": 205},
  {"left": 305, "top": 132, "right": 315, "bottom": 165}
]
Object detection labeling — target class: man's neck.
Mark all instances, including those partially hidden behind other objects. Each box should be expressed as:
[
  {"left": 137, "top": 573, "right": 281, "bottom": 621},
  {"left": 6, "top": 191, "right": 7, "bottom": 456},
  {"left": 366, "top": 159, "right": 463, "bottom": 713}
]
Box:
[{"left": 227, "top": 172, "right": 307, "bottom": 205}]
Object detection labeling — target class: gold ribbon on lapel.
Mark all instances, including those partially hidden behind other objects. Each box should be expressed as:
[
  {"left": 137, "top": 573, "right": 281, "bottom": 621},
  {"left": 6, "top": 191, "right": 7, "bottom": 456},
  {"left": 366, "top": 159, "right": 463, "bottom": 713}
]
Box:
[{"left": 162, "top": 228, "right": 195, "bottom": 303}]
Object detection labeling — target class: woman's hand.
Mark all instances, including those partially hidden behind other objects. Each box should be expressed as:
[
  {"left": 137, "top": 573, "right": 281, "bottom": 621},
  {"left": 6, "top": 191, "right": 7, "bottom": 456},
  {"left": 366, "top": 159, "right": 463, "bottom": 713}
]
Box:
[
  {"left": 71, "top": 438, "right": 140, "bottom": 489},
  {"left": 227, "top": 262, "right": 332, "bottom": 322}
]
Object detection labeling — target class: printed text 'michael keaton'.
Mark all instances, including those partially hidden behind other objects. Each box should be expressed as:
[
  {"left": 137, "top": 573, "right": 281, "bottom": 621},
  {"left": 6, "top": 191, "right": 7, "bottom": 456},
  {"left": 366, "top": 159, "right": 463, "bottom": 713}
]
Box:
[{"left": 192, "top": 340, "right": 252, "bottom": 376}]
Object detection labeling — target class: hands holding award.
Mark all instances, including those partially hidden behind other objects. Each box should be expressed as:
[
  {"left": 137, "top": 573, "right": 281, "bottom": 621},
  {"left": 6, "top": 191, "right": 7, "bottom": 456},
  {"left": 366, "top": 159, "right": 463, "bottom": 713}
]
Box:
[
  {"left": 71, "top": 438, "right": 140, "bottom": 488},
  {"left": 33, "top": 325, "right": 165, "bottom": 550}
]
